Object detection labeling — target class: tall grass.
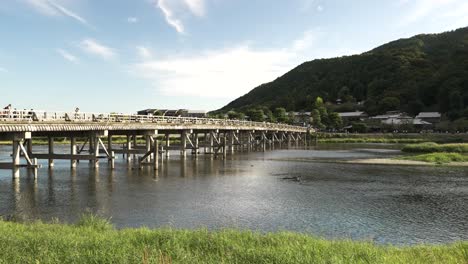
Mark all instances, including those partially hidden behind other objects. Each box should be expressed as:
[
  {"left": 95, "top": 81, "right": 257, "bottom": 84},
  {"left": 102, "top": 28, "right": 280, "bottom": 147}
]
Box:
[
  {"left": 402, "top": 143, "right": 468, "bottom": 153},
  {"left": 398, "top": 153, "right": 468, "bottom": 164},
  {"left": 316, "top": 133, "right": 468, "bottom": 144},
  {"left": 0, "top": 215, "right": 467, "bottom": 263}
]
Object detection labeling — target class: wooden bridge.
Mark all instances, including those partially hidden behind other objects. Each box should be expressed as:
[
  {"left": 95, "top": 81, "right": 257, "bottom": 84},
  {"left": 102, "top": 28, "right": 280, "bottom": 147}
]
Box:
[{"left": 0, "top": 110, "right": 310, "bottom": 178}]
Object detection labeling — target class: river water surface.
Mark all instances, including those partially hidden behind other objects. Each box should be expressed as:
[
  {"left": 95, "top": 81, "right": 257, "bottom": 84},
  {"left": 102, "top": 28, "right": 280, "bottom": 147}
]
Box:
[{"left": 0, "top": 144, "right": 467, "bottom": 245}]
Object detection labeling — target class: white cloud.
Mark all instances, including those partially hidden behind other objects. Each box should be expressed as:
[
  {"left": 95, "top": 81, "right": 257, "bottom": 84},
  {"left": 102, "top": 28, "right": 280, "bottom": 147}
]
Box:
[
  {"left": 0, "top": 67, "right": 7, "bottom": 73},
  {"left": 136, "top": 46, "right": 152, "bottom": 59},
  {"left": 79, "top": 39, "right": 116, "bottom": 60},
  {"left": 25, "top": 0, "right": 57, "bottom": 15},
  {"left": 127, "top": 17, "right": 138, "bottom": 23},
  {"left": 155, "top": 0, "right": 206, "bottom": 33},
  {"left": 130, "top": 30, "right": 354, "bottom": 99},
  {"left": 183, "top": 0, "right": 205, "bottom": 17},
  {"left": 24, "top": 0, "right": 90, "bottom": 27},
  {"left": 157, "top": 0, "right": 185, "bottom": 33},
  {"left": 317, "top": 5, "right": 323, "bottom": 12},
  {"left": 57, "top": 49, "right": 78, "bottom": 63}
]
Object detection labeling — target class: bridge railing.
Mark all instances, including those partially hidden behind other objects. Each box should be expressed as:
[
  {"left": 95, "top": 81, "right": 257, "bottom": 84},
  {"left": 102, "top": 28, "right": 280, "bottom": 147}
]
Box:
[{"left": 0, "top": 109, "right": 307, "bottom": 131}]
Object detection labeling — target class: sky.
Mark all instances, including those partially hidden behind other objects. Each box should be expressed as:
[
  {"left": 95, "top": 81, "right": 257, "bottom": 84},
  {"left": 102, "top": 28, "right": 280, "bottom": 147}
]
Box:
[{"left": 0, "top": 0, "right": 467, "bottom": 113}]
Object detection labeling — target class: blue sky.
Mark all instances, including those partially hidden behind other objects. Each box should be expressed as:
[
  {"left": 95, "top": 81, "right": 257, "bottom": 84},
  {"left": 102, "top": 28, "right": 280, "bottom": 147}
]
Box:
[{"left": 0, "top": 0, "right": 467, "bottom": 113}]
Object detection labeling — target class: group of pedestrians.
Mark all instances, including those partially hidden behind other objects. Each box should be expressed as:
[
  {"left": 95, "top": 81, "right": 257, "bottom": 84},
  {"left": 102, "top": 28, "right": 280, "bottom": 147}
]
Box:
[{"left": 1, "top": 104, "right": 35, "bottom": 120}]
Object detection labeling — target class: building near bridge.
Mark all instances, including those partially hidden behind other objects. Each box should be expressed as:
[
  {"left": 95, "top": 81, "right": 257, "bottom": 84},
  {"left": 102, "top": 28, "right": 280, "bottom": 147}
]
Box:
[
  {"left": 137, "top": 109, "right": 207, "bottom": 118},
  {"left": 338, "top": 111, "right": 368, "bottom": 125},
  {"left": 415, "top": 112, "right": 442, "bottom": 124}
]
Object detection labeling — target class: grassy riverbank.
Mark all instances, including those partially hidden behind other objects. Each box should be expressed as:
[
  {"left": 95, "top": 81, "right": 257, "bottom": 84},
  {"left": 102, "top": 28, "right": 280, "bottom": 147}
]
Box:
[
  {"left": 401, "top": 143, "right": 468, "bottom": 153},
  {"left": 0, "top": 216, "right": 467, "bottom": 264},
  {"left": 397, "top": 152, "right": 468, "bottom": 164},
  {"left": 316, "top": 133, "right": 468, "bottom": 144}
]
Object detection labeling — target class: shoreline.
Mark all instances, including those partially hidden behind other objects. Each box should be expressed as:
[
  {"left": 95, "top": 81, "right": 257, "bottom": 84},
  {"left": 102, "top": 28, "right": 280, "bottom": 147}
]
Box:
[
  {"left": 346, "top": 158, "right": 468, "bottom": 167},
  {"left": 271, "top": 157, "right": 468, "bottom": 167}
]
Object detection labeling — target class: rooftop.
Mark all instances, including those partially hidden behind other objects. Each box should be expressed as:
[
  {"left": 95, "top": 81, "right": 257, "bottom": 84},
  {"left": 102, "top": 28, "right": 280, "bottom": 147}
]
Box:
[
  {"left": 416, "top": 112, "right": 441, "bottom": 118},
  {"left": 338, "top": 112, "right": 367, "bottom": 117}
]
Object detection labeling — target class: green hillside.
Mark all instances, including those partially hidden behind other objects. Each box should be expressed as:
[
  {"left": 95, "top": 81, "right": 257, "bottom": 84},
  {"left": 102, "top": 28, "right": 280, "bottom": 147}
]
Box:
[{"left": 219, "top": 27, "right": 468, "bottom": 120}]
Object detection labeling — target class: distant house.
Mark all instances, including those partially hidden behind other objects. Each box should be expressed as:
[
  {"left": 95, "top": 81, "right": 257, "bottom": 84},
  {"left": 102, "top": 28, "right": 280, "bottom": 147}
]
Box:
[
  {"left": 289, "top": 112, "right": 312, "bottom": 125},
  {"left": 338, "top": 111, "right": 368, "bottom": 124},
  {"left": 186, "top": 110, "right": 207, "bottom": 118},
  {"left": 382, "top": 118, "right": 432, "bottom": 129},
  {"left": 415, "top": 112, "right": 441, "bottom": 124},
  {"left": 370, "top": 111, "right": 409, "bottom": 121}
]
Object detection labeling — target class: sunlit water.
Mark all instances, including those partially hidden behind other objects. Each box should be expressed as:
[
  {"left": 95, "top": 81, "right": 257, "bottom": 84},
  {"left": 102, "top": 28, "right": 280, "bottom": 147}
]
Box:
[{"left": 0, "top": 144, "right": 467, "bottom": 245}]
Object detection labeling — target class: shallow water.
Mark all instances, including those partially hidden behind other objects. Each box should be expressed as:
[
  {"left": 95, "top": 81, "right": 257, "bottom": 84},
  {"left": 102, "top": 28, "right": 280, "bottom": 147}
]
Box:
[{"left": 0, "top": 144, "right": 467, "bottom": 245}]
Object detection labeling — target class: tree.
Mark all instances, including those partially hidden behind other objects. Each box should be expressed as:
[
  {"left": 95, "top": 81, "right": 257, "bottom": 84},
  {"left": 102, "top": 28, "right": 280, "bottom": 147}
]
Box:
[
  {"left": 379, "top": 97, "right": 400, "bottom": 113},
  {"left": 328, "top": 112, "right": 343, "bottom": 129},
  {"left": 314, "top": 97, "right": 324, "bottom": 109},
  {"left": 351, "top": 122, "right": 368, "bottom": 133},
  {"left": 274, "top": 108, "right": 288, "bottom": 123},
  {"left": 311, "top": 109, "right": 324, "bottom": 129},
  {"left": 246, "top": 109, "right": 265, "bottom": 122},
  {"left": 227, "top": 110, "right": 245, "bottom": 120}
]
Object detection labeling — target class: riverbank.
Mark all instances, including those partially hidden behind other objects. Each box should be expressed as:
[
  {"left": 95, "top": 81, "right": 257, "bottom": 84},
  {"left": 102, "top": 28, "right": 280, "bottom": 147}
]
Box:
[
  {"left": 0, "top": 217, "right": 467, "bottom": 264},
  {"left": 349, "top": 158, "right": 468, "bottom": 166},
  {"left": 315, "top": 133, "right": 468, "bottom": 144}
]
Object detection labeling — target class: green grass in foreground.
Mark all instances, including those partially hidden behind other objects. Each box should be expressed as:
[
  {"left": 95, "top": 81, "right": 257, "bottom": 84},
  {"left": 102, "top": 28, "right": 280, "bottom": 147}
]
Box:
[
  {"left": 402, "top": 143, "right": 468, "bottom": 153},
  {"left": 0, "top": 215, "right": 467, "bottom": 264},
  {"left": 397, "top": 152, "right": 468, "bottom": 164}
]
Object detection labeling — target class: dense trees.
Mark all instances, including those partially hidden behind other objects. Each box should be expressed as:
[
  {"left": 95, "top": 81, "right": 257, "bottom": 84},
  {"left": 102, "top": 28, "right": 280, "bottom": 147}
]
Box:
[{"left": 219, "top": 27, "right": 468, "bottom": 120}]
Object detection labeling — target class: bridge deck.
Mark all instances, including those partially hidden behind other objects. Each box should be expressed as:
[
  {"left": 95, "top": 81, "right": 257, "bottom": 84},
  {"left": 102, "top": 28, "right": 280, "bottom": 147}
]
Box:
[
  {"left": 0, "top": 110, "right": 310, "bottom": 179},
  {"left": 0, "top": 110, "right": 308, "bottom": 134}
]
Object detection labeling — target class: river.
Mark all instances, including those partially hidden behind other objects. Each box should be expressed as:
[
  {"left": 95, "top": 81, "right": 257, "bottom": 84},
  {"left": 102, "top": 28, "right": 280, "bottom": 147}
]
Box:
[{"left": 0, "top": 144, "right": 467, "bottom": 245}]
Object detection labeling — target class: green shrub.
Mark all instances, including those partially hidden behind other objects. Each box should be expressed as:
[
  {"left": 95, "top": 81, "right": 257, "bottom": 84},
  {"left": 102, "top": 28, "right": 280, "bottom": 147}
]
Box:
[
  {"left": 402, "top": 143, "right": 468, "bottom": 153},
  {"left": 398, "top": 152, "right": 468, "bottom": 164}
]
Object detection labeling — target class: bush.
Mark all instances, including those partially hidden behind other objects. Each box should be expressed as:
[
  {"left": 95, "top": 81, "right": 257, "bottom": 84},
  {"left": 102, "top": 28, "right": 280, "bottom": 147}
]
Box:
[
  {"left": 402, "top": 143, "right": 468, "bottom": 153},
  {"left": 399, "top": 153, "right": 468, "bottom": 164}
]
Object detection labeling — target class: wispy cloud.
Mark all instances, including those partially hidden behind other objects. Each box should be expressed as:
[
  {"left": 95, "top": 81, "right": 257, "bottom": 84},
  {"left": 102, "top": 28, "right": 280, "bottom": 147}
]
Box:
[
  {"left": 79, "top": 39, "right": 116, "bottom": 60},
  {"left": 183, "top": 0, "right": 205, "bottom": 17},
  {"left": 155, "top": 0, "right": 206, "bottom": 34},
  {"left": 136, "top": 46, "right": 152, "bottom": 59},
  {"left": 24, "top": 0, "right": 90, "bottom": 27},
  {"left": 127, "top": 17, "right": 138, "bottom": 23},
  {"left": 0, "top": 67, "right": 7, "bottom": 73},
  {"left": 57, "top": 49, "right": 78, "bottom": 63},
  {"left": 157, "top": 0, "right": 185, "bottom": 33},
  {"left": 130, "top": 30, "right": 355, "bottom": 99},
  {"left": 317, "top": 5, "right": 323, "bottom": 12}
]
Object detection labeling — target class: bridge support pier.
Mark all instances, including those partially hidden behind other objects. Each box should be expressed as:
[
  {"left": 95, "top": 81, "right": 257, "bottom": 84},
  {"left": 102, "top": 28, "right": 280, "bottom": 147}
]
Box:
[
  {"left": 181, "top": 130, "right": 187, "bottom": 158},
  {"left": 71, "top": 137, "right": 77, "bottom": 168},
  {"left": 165, "top": 133, "right": 170, "bottom": 158},
  {"left": 48, "top": 136, "right": 54, "bottom": 168},
  {"left": 12, "top": 139, "right": 20, "bottom": 179}
]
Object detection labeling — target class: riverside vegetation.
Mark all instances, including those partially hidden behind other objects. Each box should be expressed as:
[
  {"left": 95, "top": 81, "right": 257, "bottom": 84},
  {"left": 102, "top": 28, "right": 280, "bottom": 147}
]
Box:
[
  {"left": 315, "top": 133, "right": 468, "bottom": 144},
  {"left": 397, "top": 143, "right": 468, "bottom": 164},
  {"left": 0, "top": 215, "right": 467, "bottom": 264}
]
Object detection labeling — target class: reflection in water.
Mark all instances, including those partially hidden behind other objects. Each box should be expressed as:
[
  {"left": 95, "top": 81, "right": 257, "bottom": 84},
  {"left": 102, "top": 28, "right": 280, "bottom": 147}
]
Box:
[{"left": 0, "top": 145, "right": 467, "bottom": 245}]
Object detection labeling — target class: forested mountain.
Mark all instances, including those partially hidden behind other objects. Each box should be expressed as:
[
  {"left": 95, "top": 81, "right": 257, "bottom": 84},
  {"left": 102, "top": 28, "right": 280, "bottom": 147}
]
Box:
[{"left": 218, "top": 27, "right": 468, "bottom": 120}]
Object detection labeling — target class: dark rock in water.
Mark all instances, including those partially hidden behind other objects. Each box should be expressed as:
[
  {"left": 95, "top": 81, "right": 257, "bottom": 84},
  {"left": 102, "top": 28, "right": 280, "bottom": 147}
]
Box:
[{"left": 282, "top": 176, "right": 301, "bottom": 182}]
